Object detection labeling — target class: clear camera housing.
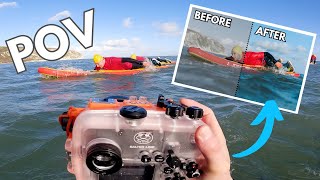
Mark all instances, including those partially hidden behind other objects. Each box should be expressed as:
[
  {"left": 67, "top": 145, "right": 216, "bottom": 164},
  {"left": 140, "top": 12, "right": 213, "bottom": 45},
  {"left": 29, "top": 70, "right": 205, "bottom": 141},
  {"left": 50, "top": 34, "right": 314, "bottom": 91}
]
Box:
[{"left": 59, "top": 95, "right": 204, "bottom": 180}]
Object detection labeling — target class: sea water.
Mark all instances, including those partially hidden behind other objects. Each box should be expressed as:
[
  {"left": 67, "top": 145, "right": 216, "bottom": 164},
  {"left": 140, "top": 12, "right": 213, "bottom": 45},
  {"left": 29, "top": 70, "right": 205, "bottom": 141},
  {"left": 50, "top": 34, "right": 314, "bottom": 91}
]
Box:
[
  {"left": 175, "top": 46, "right": 303, "bottom": 111},
  {"left": 0, "top": 58, "right": 319, "bottom": 179}
]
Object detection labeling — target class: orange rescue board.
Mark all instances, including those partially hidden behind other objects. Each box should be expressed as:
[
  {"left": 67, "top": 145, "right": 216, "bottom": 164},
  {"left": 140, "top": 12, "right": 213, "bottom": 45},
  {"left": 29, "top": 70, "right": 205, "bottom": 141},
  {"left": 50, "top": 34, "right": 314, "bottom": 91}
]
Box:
[{"left": 38, "top": 63, "right": 175, "bottom": 78}]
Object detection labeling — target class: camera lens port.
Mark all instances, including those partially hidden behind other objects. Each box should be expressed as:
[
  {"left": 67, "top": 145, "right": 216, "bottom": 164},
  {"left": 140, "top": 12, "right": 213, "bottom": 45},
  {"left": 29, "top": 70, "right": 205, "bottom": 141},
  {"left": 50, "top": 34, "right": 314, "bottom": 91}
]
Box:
[{"left": 86, "top": 139, "right": 122, "bottom": 175}]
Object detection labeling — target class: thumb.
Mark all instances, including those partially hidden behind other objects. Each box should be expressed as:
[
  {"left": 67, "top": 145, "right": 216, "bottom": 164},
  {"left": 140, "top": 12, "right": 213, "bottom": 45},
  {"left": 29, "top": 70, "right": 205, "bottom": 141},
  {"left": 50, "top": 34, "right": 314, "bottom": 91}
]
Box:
[
  {"left": 195, "top": 125, "right": 217, "bottom": 165},
  {"left": 195, "top": 125, "right": 230, "bottom": 174}
]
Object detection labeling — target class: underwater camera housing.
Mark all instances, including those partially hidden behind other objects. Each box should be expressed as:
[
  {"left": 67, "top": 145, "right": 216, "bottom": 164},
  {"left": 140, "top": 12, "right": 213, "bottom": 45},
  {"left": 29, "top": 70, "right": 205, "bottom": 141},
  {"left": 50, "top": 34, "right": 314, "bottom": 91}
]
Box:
[{"left": 58, "top": 94, "right": 204, "bottom": 180}]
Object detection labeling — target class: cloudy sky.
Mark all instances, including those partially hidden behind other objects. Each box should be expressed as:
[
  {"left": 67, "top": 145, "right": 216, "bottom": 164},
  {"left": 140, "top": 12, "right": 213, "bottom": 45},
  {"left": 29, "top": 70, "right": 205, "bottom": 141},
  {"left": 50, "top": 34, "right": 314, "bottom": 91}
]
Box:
[
  {"left": 0, "top": 0, "right": 319, "bottom": 60},
  {"left": 0, "top": 0, "right": 186, "bottom": 58}
]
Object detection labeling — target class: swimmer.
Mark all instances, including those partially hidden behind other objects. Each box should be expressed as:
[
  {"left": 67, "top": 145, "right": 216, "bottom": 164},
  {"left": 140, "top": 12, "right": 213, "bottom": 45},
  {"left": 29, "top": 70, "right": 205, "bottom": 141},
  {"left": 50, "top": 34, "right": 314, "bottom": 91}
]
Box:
[{"left": 226, "top": 45, "right": 295, "bottom": 71}]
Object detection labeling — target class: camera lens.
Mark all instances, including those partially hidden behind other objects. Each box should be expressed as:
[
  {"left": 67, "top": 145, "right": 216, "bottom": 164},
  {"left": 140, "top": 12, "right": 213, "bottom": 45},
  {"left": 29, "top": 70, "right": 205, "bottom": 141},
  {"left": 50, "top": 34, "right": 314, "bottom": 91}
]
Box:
[
  {"left": 86, "top": 143, "right": 122, "bottom": 175},
  {"left": 92, "top": 155, "right": 114, "bottom": 170}
]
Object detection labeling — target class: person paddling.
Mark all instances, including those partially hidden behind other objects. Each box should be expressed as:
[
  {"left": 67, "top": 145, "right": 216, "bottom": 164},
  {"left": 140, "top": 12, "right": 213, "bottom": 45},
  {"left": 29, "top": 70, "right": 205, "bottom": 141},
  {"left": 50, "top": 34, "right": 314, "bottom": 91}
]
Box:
[
  {"left": 93, "top": 54, "right": 151, "bottom": 70},
  {"left": 226, "top": 45, "right": 294, "bottom": 71}
]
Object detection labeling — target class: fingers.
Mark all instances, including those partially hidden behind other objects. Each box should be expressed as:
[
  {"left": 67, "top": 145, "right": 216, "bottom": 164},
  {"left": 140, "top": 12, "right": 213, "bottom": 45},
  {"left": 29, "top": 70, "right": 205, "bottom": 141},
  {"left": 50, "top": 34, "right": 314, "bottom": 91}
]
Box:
[
  {"left": 195, "top": 125, "right": 219, "bottom": 165},
  {"left": 180, "top": 98, "right": 231, "bottom": 178},
  {"left": 180, "top": 98, "right": 226, "bottom": 141},
  {"left": 195, "top": 125, "right": 231, "bottom": 178}
]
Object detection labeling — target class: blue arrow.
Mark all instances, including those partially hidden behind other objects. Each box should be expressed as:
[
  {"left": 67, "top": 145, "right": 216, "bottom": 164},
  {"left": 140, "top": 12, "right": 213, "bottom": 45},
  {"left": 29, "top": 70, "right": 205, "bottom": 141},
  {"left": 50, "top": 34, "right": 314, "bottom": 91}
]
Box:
[{"left": 232, "top": 100, "right": 284, "bottom": 158}]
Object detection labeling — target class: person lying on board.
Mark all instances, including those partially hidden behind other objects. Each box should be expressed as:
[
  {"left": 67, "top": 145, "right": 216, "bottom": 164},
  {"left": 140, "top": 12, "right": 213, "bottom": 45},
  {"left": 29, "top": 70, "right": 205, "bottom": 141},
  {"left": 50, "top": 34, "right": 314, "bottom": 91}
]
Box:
[
  {"left": 226, "top": 45, "right": 295, "bottom": 72},
  {"left": 93, "top": 54, "right": 151, "bottom": 70},
  {"left": 310, "top": 54, "right": 317, "bottom": 64}
]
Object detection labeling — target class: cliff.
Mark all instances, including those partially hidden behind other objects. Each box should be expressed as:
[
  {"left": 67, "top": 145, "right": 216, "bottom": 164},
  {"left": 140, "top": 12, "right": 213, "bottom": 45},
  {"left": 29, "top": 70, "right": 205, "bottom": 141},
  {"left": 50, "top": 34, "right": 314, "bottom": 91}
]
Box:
[
  {"left": 0, "top": 46, "right": 82, "bottom": 63},
  {"left": 184, "top": 29, "right": 225, "bottom": 54}
]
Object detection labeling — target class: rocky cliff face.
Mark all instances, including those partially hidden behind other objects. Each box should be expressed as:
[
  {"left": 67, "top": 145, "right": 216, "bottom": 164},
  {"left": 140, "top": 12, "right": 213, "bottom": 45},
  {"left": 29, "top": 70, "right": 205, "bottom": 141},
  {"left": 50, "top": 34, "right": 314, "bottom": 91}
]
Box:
[
  {"left": 184, "top": 29, "right": 225, "bottom": 54},
  {"left": 0, "top": 46, "right": 82, "bottom": 63}
]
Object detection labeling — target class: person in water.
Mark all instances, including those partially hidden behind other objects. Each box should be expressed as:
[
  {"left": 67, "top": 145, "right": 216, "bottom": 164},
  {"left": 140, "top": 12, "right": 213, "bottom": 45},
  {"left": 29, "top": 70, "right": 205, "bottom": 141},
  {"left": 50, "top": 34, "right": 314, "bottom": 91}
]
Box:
[
  {"left": 93, "top": 54, "right": 151, "bottom": 70},
  {"left": 311, "top": 54, "right": 317, "bottom": 64},
  {"left": 226, "top": 45, "right": 296, "bottom": 71}
]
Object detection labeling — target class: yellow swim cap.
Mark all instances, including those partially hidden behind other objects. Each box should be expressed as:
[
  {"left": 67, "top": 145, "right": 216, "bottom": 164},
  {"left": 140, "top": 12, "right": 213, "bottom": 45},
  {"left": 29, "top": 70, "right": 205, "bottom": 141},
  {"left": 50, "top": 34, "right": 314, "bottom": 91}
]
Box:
[
  {"left": 93, "top": 54, "right": 103, "bottom": 64},
  {"left": 131, "top": 54, "right": 137, "bottom": 60},
  {"left": 232, "top": 45, "right": 243, "bottom": 55},
  {"left": 231, "top": 45, "right": 243, "bottom": 61}
]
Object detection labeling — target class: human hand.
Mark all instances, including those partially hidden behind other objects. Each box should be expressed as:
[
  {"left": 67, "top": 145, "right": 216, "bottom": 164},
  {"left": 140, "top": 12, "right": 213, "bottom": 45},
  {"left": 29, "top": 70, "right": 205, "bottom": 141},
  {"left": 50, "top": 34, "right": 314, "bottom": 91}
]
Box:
[
  {"left": 142, "top": 61, "right": 151, "bottom": 67},
  {"left": 275, "top": 62, "right": 283, "bottom": 69},
  {"left": 180, "top": 98, "right": 232, "bottom": 180}
]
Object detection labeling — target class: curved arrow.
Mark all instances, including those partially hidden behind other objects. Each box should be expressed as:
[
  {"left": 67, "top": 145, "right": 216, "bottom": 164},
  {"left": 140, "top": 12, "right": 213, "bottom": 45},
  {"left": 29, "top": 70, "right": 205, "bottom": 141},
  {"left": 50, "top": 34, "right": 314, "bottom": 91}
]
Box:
[{"left": 232, "top": 100, "right": 284, "bottom": 158}]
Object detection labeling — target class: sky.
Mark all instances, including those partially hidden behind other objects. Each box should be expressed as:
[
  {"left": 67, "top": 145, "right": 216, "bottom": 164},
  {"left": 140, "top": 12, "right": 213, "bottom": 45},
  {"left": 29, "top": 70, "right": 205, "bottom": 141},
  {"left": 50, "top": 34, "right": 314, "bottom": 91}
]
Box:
[
  {"left": 0, "top": 0, "right": 319, "bottom": 60},
  {"left": 188, "top": 7, "right": 252, "bottom": 56}
]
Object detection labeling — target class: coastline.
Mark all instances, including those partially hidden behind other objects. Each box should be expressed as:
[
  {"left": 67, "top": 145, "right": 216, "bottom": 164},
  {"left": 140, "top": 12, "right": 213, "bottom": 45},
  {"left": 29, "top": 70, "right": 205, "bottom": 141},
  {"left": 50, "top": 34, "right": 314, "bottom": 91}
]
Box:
[
  {"left": 0, "top": 46, "right": 83, "bottom": 64},
  {"left": 0, "top": 57, "right": 86, "bottom": 64}
]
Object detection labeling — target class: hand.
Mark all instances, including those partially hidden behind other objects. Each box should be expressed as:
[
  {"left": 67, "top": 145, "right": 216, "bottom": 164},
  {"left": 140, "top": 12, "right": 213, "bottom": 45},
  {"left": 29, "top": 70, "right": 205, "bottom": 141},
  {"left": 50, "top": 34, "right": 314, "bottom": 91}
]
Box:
[
  {"left": 142, "top": 61, "right": 151, "bottom": 67},
  {"left": 275, "top": 62, "right": 283, "bottom": 69},
  {"left": 180, "top": 98, "right": 232, "bottom": 180}
]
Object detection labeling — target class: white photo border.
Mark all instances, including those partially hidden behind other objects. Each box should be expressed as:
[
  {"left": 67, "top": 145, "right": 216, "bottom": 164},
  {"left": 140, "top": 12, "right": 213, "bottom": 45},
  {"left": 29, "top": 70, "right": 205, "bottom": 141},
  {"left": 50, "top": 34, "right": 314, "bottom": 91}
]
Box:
[{"left": 172, "top": 4, "right": 317, "bottom": 114}]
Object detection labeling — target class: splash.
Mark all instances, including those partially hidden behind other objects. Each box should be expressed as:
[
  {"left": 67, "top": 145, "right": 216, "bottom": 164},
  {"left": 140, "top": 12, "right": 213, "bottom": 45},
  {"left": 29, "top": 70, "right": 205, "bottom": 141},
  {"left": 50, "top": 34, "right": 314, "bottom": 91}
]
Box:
[
  {"left": 57, "top": 66, "right": 89, "bottom": 73},
  {"left": 142, "top": 58, "right": 159, "bottom": 72},
  {"left": 276, "top": 68, "right": 287, "bottom": 75},
  {"left": 304, "top": 166, "right": 320, "bottom": 177},
  {"left": 144, "top": 63, "right": 158, "bottom": 72}
]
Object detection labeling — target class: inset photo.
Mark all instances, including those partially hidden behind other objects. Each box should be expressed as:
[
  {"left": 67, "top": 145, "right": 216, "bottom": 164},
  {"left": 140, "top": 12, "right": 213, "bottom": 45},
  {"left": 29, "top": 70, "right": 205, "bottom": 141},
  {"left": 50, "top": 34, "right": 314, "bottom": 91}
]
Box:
[{"left": 172, "top": 4, "right": 316, "bottom": 113}]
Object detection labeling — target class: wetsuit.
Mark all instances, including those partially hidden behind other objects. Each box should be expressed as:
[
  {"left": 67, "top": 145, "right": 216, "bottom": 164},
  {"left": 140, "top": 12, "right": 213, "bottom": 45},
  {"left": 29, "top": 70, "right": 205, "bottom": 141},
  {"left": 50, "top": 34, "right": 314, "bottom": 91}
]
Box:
[
  {"left": 94, "top": 57, "right": 144, "bottom": 70},
  {"left": 226, "top": 52, "right": 280, "bottom": 67}
]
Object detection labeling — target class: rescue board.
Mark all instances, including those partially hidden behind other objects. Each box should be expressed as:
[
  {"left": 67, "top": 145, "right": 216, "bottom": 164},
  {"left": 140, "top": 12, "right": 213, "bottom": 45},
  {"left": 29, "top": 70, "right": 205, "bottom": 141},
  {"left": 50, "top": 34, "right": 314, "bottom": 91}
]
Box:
[
  {"left": 38, "top": 62, "right": 174, "bottom": 78},
  {"left": 188, "top": 47, "right": 300, "bottom": 77}
]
